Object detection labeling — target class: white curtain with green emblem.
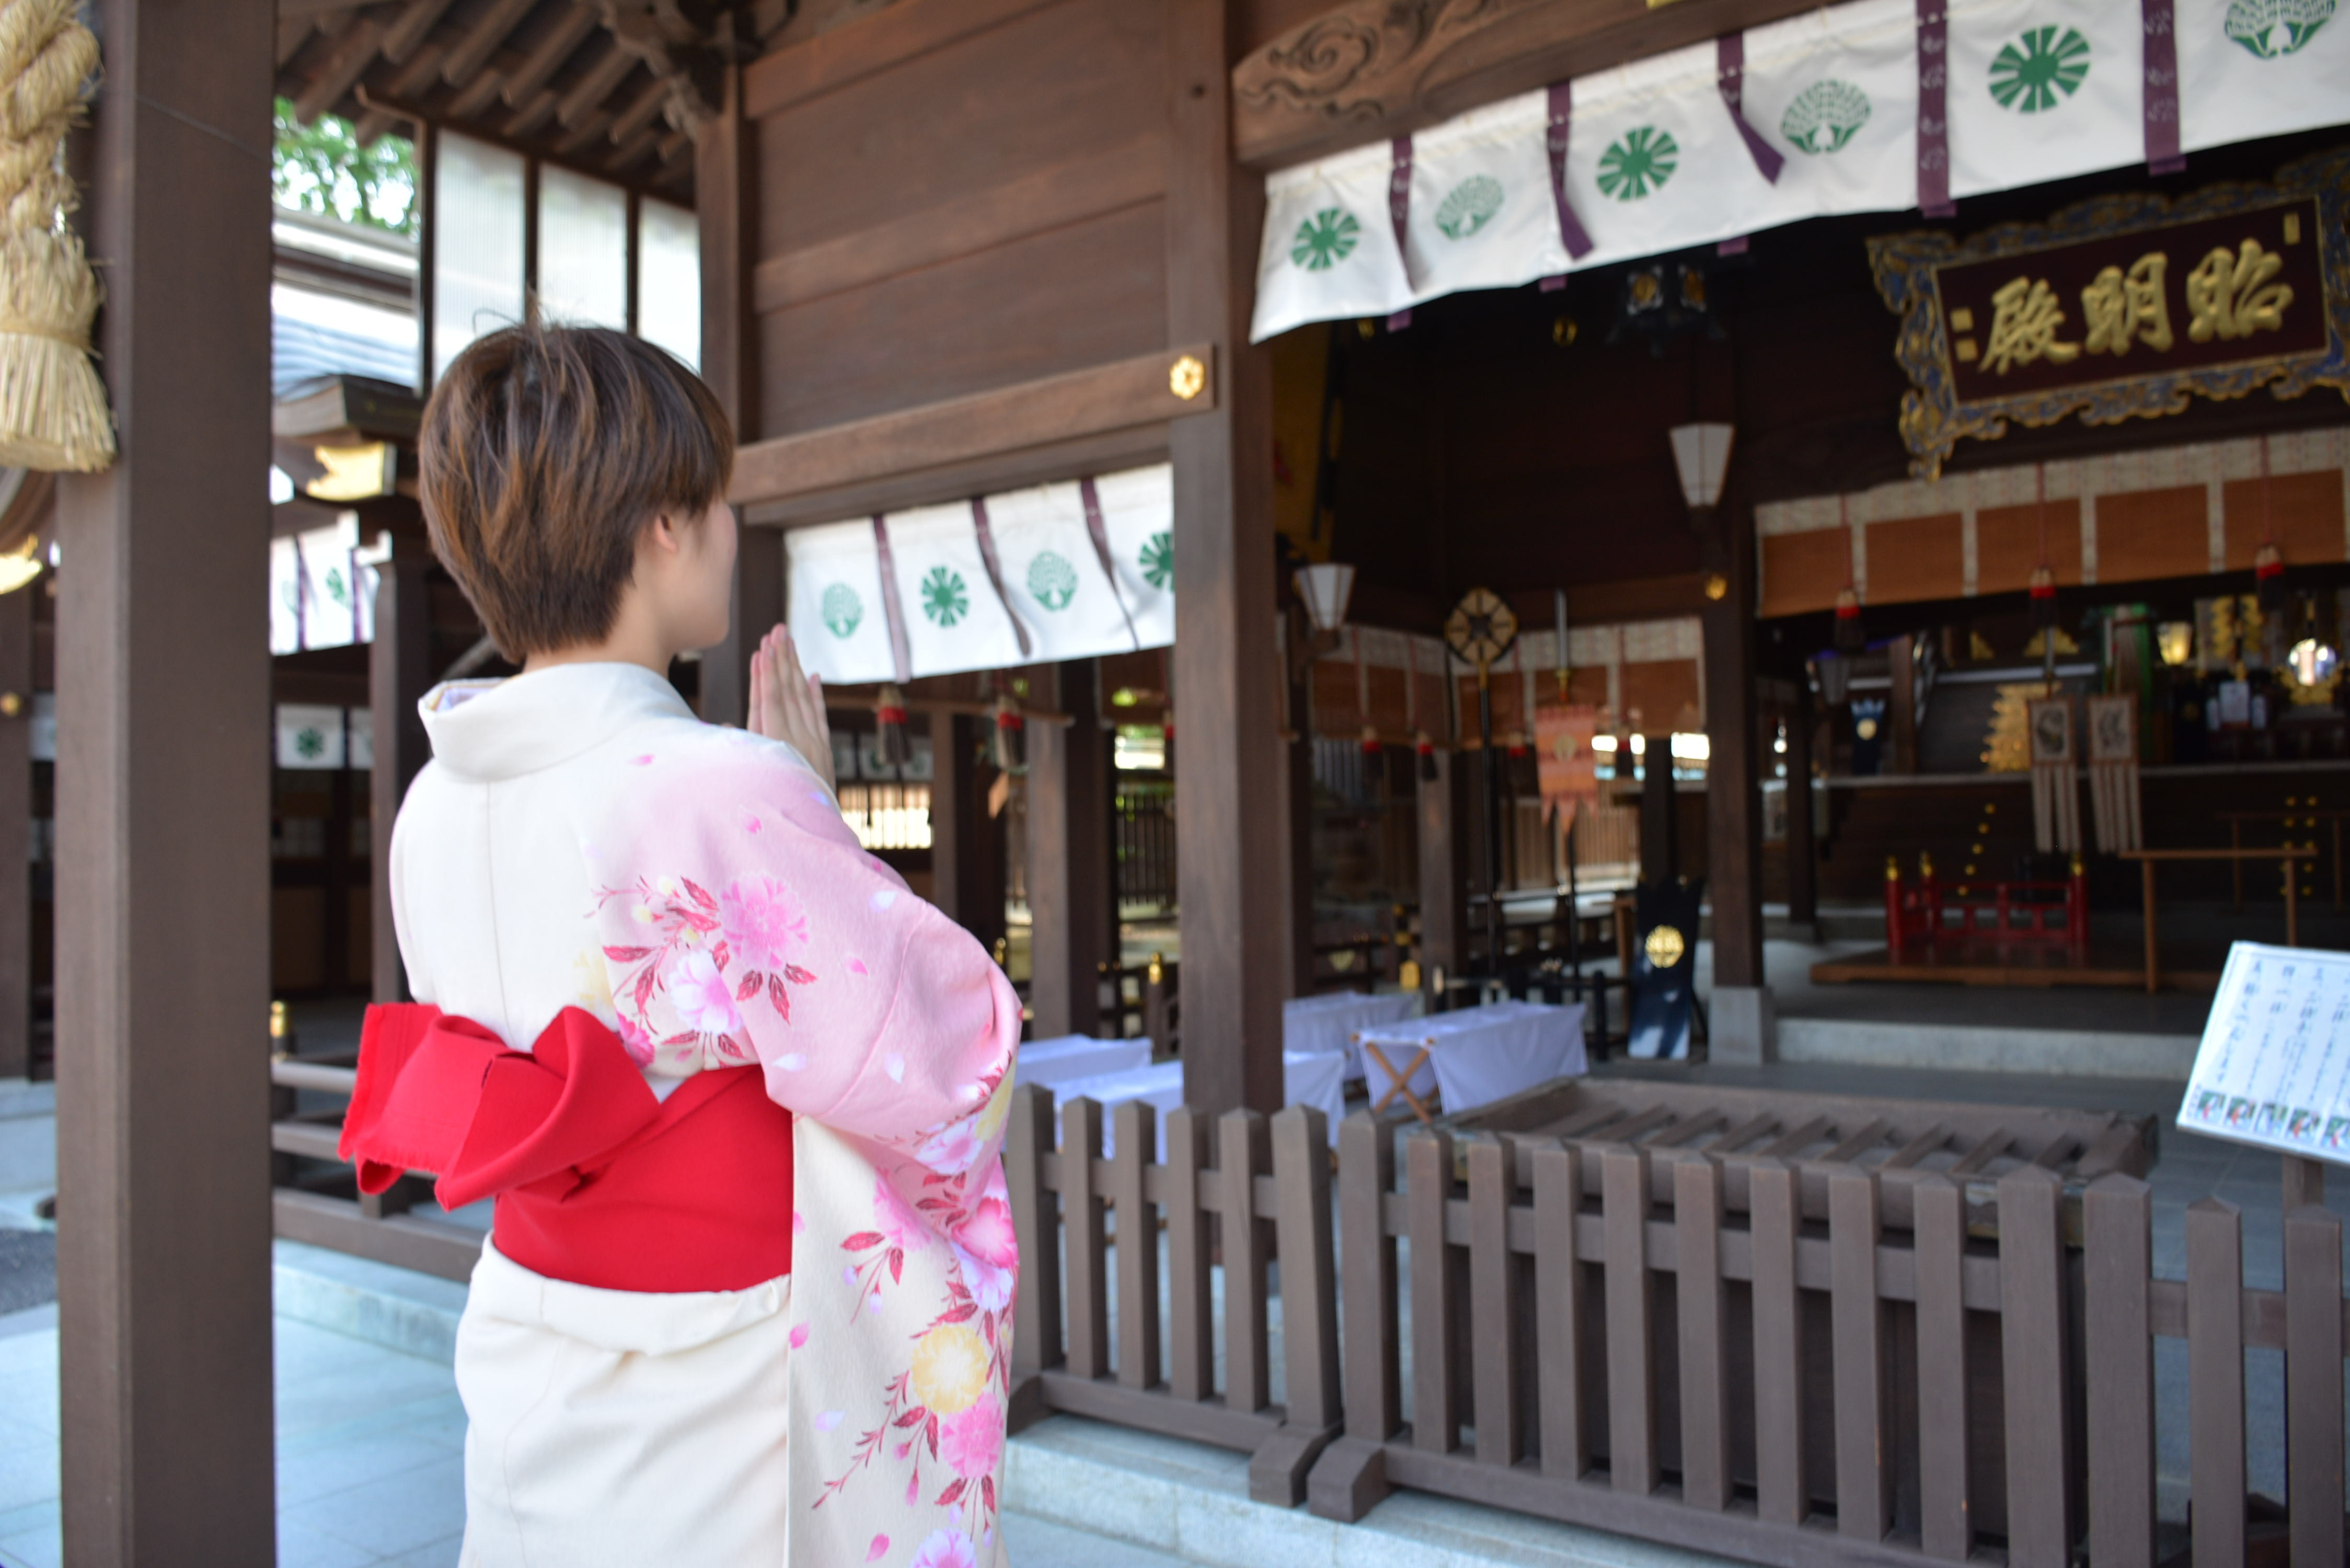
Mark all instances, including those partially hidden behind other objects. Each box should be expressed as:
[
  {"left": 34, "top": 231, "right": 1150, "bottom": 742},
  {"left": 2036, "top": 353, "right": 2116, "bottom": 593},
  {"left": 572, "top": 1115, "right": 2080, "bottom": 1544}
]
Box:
[
  {"left": 1091, "top": 464, "right": 1176, "bottom": 652},
  {"left": 1253, "top": 142, "right": 1414, "bottom": 341},
  {"left": 1561, "top": 44, "right": 1803, "bottom": 269},
  {"left": 1741, "top": 0, "right": 1920, "bottom": 219},
  {"left": 886, "top": 501, "right": 1031, "bottom": 678},
  {"left": 783, "top": 518, "right": 896, "bottom": 685},
  {"left": 1404, "top": 92, "right": 1569, "bottom": 305},
  {"left": 984, "top": 481, "right": 1136, "bottom": 662},
  {"left": 1245, "top": 0, "right": 2346, "bottom": 342},
  {"left": 1948, "top": 0, "right": 2141, "bottom": 197},
  {"left": 2178, "top": 0, "right": 2347, "bottom": 152}
]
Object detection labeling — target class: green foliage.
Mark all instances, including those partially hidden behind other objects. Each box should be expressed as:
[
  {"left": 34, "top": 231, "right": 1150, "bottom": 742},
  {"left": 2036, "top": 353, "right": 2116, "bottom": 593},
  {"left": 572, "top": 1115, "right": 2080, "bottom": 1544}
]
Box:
[{"left": 272, "top": 97, "right": 418, "bottom": 236}]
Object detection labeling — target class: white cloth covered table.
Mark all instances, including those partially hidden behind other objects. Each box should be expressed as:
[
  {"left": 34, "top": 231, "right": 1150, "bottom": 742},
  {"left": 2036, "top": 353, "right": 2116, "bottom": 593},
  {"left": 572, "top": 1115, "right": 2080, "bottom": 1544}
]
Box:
[
  {"left": 1049, "top": 1051, "right": 1351, "bottom": 1156},
  {"left": 1358, "top": 1000, "right": 1588, "bottom": 1120},
  {"left": 1283, "top": 989, "right": 1419, "bottom": 1079},
  {"left": 1016, "top": 1032, "right": 1153, "bottom": 1089}
]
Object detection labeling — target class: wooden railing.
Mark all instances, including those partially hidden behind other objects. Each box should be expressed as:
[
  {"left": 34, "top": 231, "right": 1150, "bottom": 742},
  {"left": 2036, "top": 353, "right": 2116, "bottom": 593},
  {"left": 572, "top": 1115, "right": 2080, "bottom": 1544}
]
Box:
[
  {"left": 268, "top": 1052, "right": 483, "bottom": 1281},
  {"left": 1003, "top": 1077, "right": 2350, "bottom": 1565},
  {"left": 1003, "top": 1083, "right": 1342, "bottom": 1504}
]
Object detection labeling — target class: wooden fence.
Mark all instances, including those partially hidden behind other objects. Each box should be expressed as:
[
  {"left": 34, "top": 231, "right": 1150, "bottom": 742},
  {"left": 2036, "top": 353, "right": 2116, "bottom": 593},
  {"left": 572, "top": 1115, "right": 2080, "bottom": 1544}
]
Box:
[{"left": 1003, "top": 1078, "right": 2350, "bottom": 1566}]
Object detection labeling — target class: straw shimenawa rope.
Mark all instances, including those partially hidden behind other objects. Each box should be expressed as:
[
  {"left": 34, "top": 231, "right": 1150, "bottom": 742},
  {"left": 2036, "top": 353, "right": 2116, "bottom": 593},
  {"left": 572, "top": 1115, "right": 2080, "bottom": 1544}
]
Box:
[{"left": 0, "top": 0, "right": 107, "bottom": 472}]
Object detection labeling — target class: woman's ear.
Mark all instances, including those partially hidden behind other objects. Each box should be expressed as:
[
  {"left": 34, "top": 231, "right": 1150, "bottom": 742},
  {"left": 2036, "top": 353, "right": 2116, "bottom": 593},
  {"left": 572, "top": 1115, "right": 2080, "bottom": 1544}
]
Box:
[{"left": 643, "top": 510, "right": 686, "bottom": 558}]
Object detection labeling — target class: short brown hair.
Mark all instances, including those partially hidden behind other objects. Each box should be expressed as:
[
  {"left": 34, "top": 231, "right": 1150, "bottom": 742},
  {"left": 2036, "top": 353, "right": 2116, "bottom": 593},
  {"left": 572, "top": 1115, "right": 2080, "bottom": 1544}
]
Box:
[{"left": 419, "top": 325, "right": 734, "bottom": 659}]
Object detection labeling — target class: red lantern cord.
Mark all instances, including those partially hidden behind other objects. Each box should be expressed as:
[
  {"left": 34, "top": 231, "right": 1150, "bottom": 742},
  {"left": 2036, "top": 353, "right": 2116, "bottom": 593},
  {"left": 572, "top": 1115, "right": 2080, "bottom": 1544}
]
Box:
[{"left": 1833, "top": 495, "right": 1862, "bottom": 649}]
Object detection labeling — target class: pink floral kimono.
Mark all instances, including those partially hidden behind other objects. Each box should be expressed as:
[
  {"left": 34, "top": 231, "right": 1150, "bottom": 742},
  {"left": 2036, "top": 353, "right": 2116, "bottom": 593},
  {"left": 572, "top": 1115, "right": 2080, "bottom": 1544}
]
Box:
[{"left": 374, "top": 662, "right": 1020, "bottom": 1568}]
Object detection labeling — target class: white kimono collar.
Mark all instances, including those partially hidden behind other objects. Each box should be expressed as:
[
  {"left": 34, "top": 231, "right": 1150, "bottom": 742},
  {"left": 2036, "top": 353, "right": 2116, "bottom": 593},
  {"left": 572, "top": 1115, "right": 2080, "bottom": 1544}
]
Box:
[{"left": 420, "top": 661, "right": 695, "bottom": 781}]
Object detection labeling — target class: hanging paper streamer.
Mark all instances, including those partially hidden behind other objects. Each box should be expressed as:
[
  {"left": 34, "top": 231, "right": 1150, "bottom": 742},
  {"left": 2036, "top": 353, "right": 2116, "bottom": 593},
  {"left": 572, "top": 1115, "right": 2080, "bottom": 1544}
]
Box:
[
  {"left": 785, "top": 518, "right": 898, "bottom": 684},
  {"left": 2086, "top": 692, "right": 2141, "bottom": 852},
  {"left": 2027, "top": 694, "right": 2082, "bottom": 853},
  {"left": 1249, "top": 0, "right": 2350, "bottom": 342}
]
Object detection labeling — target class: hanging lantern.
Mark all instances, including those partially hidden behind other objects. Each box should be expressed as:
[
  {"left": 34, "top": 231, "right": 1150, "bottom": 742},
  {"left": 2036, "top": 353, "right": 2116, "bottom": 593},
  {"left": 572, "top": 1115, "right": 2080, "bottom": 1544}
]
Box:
[
  {"left": 992, "top": 690, "right": 1026, "bottom": 774},
  {"left": 1360, "top": 723, "right": 1382, "bottom": 758},
  {"left": 2255, "top": 541, "right": 2286, "bottom": 616},
  {"left": 2029, "top": 564, "right": 2059, "bottom": 631},
  {"left": 874, "top": 683, "right": 910, "bottom": 767},
  {"left": 1416, "top": 730, "right": 1438, "bottom": 782},
  {"left": 1833, "top": 584, "right": 1864, "bottom": 653}
]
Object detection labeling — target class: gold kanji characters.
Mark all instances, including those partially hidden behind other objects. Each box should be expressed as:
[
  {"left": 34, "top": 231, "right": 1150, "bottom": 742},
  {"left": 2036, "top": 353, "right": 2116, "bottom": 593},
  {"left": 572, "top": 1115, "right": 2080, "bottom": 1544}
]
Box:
[
  {"left": 2081, "top": 253, "right": 2174, "bottom": 355},
  {"left": 2186, "top": 238, "right": 2293, "bottom": 342},
  {"left": 1982, "top": 275, "right": 2080, "bottom": 374}
]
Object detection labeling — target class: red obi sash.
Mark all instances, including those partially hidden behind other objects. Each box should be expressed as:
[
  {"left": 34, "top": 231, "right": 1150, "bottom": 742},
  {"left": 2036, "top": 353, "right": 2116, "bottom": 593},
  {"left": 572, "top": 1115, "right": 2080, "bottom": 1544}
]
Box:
[{"left": 338, "top": 1004, "right": 792, "bottom": 1293}]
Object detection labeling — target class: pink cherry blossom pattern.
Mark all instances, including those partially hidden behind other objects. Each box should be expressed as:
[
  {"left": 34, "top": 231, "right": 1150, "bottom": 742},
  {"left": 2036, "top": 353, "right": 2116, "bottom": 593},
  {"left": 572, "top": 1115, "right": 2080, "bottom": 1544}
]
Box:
[
  {"left": 873, "top": 1175, "right": 932, "bottom": 1253},
  {"left": 909, "top": 1528, "right": 977, "bottom": 1568},
  {"left": 718, "top": 875, "right": 810, "bottom": 972},
  {"left": 953, "top": 1174, "right": 1018, "bottom": 1272},
  {"left": 865, "top": 1536, "right": 890, "bottom": 1563},
  {"left": 614, "top": 1014, "right": 658, "bottom": 1067},
  {"left": 940, "top": 1393, "right": 1004, "bottom": 1480},
  {"left": 666, "top": 949, "right": 743, "bottom": 1036},
  {"left": 915, "top": 1121, "right": 982, "bottom": 1175}
]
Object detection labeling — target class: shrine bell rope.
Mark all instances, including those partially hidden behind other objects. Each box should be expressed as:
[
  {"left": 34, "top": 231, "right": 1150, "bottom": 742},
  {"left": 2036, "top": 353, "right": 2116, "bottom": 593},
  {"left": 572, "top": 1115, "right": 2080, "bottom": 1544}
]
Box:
[
  {"left": 1250, "top": 0, "right": 2349, "bottom": 341},
  {"left": 0, "top": 0, "right": 109, "bottom": 471}
]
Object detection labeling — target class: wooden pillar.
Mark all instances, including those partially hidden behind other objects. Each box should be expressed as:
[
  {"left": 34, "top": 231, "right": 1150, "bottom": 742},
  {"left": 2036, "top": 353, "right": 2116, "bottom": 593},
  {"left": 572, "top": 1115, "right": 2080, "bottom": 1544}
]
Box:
[
  {"left": 370, "top": 552, "right": 433, "bottom": 1002},
  {"left": 1166, "top": 0, "right": 1284, "bottom": 1114},
  {"left": 1417, "top": 748, "right": 1469, "bottom": 983},
  {"left": 0, "top": 585, "right": 29, "bottom": 1079},
  {"left": 1701, "top": 504, "right": 1772, "bottom": 1059},
  {"left": 1887, "top": 633, "right": 1918, "bottom": 775},
  {"left": 1285, "top": 639, "right": 1315, "bottom": 995},
  {"left": 1028, "top": 662, "right": 1111, "bottom": 1038},
  {"left": 55, "top": 0, "right": 278, "bottom": 1557},
  {"left": 1785, "top": 683, "right": 1819, "bottom": 928},
  {"left": 694, "top": 56, "right": 767, "bottom": 728},
  {"left": 1640, "top": 736, "right": 1678, "bottom": 884},
  {"left": 930, "top": 711, "right": 1007, "bottom": 955},
  {"left": 703, "top": 524, "right": 782, "bottom": 729}
]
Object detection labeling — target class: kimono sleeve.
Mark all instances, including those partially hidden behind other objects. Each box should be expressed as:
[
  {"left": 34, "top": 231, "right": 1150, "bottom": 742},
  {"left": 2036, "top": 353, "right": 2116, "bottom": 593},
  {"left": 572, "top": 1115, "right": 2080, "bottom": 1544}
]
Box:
[{"left": 585, "top": 729, "right": 1020, "bottom": 1156}]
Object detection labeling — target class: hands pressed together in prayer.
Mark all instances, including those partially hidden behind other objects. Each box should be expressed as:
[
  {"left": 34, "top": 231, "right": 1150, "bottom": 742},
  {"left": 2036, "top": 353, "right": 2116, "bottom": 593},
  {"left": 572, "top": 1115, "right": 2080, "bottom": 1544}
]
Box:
[{"left": 748, "top": 625, "right": 837, "bottom": 794}]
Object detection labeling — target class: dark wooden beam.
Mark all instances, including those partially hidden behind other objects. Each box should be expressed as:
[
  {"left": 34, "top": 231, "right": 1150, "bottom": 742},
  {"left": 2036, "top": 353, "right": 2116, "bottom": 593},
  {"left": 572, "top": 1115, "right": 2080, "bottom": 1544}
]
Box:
[
  {"left": 929, "top": 710, "right": 1001, "bottom": 947},
  {"left": 56, "top": 1, "right": 278, "bottom": 1559},
  {"left": 729, "top": 344, "right": 1216, "bottom": 508},
  {"left": 1701, "top": 503, "right": 1769, "bottom": 1055},
  {"left": 1232, "top": 0, "right": 1838, "bottom": 169},
  {"left": 1887, "top": 633, "right": 1917, "bottom": 775},
  {"left": 1417, "top": 747, "right": 1468, "bottom": 985},
  {"left": 0, "top": 584, "right": 30, "bottom": 1080},
  {"left": 371, "top": 551, "right": 434, "bottom": 1000},
  {"left": 1784, "top": 681, "right": 1817, "bottom": 927},
  {"left": 291, "top": 14, "right": 384, "bottom": 122},
  {"left": 742, "top": 0, "right": 1056, "bottom": 119},
  {"left": 381, "top": 0, "right": 460, "bottom": 64},
  {"left": 502, "top": 1, "right": 600, "bottom": 107},
  {"left": 1027, "top": 662, "right": 1112, "bottom": 1039},
  {"left": 1167, "top": 0, "right": 1284, "bottom": 1115},
  {"left": 1640, "top": 734, "right": 1677, "bottom": 884},
  {"left": 440, "top": 0, "right": 538, "bottom": 88}
]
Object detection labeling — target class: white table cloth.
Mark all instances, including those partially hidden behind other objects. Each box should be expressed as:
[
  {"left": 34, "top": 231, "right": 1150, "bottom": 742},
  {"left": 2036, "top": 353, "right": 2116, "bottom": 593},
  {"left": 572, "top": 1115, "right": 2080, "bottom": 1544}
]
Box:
[
  {"left": 1283, "top": 989, "right": 1419, "bottom": 1079},
  {"left": 1048, "top": 1051, "right": 1351, "bottom": 1158},
  {"left": 1016, "top": 1032, "right": 1153, "bottom": 1089},
  {"left": 1357, "top": 1000, "right": 1588, "bottom": 1119}
]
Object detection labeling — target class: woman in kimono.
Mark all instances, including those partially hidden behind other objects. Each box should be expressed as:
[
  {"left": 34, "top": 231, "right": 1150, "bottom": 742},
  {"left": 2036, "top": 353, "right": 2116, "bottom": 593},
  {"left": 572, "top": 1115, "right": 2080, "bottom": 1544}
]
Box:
[{"left": 340, "top": 325, "right": 1020, "bottom": 1568}]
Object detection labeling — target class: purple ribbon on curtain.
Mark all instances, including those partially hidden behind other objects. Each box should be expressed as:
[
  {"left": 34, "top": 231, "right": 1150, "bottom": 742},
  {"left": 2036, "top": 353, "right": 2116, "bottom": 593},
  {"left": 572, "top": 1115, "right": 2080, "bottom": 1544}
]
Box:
[
  {"left": 871, "top": 515, "right": 913, "bottom": 685},
  {"left": 1916, "top": 0, "right": 1955, "bottom": 217},
  {"left": 1539, "top": 80, "right": 1596, "bottom": 291},
  {"left": 967, "top": 497, "right": 1032, "bottom": 661},
  {"left": 1715, "top": 35, "right": 1785, "bottom": 184},
  {"left": 1078, "top": 477, "right": 1142, "bottom": 652},
  {"left": 1387, "top": 134, "right": 1415, "bottom": 331},
  {"left": 2142, "top": 0, "right": 2184, "bottom": 173}
]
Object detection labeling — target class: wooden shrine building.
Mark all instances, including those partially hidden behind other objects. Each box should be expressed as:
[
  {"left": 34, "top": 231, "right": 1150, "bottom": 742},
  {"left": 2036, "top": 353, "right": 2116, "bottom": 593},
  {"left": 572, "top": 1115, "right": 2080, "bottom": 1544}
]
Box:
[{"left": 33, "top": 0, "right": 2350, "bottom": 1559}]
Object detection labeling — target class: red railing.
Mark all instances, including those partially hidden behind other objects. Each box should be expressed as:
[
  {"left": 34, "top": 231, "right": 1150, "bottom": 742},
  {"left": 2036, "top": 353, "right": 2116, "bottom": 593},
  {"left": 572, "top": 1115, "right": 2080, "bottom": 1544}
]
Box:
[{"left": 1884, "top": 853, "right": 2088, "bottom": 959}]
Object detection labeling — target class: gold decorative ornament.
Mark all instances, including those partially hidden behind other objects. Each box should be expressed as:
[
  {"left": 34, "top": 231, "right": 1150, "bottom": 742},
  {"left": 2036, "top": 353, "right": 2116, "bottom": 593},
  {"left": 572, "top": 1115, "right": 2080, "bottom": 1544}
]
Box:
[
  {"left": 1444, "top": 586, "right": 1518, "bottom": 670},
  {"left": 1703, "top": 573, "right": 1729, "bottom": 601},
  {"left": 1643, "top": 923, "right": 1686, "bottom": 969},
  {"left": 0, "top": 691, "right": 20, "bottom": 718},
  {"left": 1168, "top": 353, "right": 1207, "bottom": 401}
]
